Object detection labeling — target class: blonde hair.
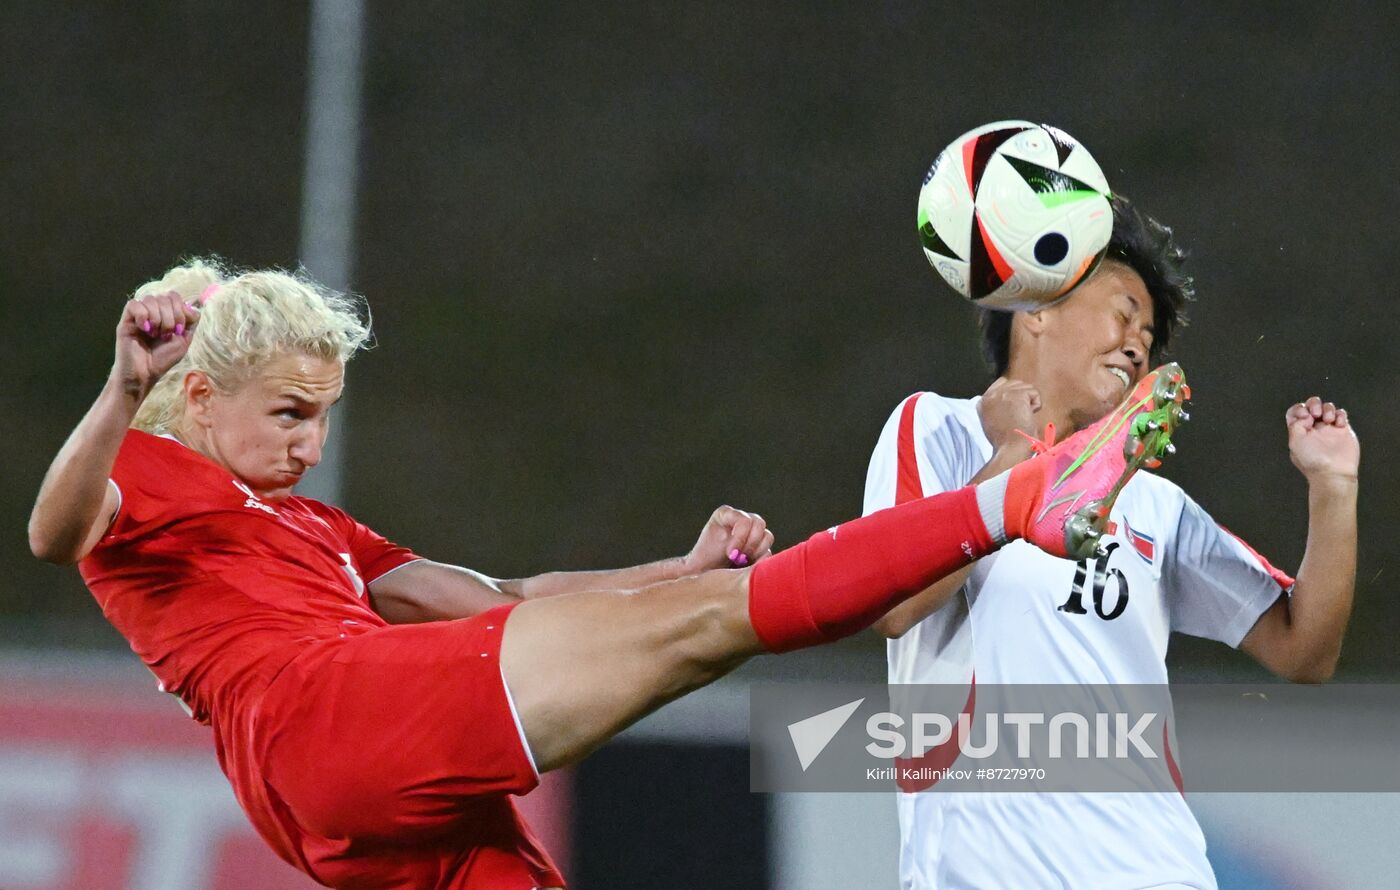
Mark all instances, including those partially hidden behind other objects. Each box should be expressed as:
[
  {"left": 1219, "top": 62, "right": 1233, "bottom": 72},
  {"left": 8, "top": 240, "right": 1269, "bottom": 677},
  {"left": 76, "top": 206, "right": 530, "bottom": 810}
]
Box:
[{"left": 131, "top": 258, "right": 372, "bottom": 433}]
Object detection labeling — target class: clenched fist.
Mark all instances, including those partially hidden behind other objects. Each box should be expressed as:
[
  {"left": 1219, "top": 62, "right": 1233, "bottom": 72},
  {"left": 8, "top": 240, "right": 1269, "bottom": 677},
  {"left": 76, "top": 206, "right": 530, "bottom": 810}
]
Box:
[
  {"left": 682, "top": 505, "right": 775, "bottom": 572},
  {"left": 113, "top": 291, "right": 203, "bottom": 398},
  {"left": 1287, "top": 396, "right": 1359, "bottom": 484},
  {"left": 978, "top": 377, "right": 1045, "bottom": 452}
]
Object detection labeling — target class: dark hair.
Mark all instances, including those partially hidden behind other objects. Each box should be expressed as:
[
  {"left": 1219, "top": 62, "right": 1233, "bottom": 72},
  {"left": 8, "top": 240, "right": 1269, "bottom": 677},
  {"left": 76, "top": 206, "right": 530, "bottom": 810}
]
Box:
[{"left": 976, "top": 194, "right": 1194, "bottom": 376}]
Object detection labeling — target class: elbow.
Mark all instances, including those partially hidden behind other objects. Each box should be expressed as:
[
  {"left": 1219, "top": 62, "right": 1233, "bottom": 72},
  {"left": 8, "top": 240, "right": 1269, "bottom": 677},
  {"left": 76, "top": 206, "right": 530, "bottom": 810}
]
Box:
[
  {"left": 1286, "top": 663, "right": 1336, "bottom": 685},
  {"left": 873, "top": 614, "right": 911, "bottom": 640},
  {"left": 1283, "top": 651, "right": 1340, "bottom": 685},
  {"left": 29, "top": 540, "right": 71, "bottom": 565},
  {"left": 27, "top": 522, "right": 78, "bottom": 565}
]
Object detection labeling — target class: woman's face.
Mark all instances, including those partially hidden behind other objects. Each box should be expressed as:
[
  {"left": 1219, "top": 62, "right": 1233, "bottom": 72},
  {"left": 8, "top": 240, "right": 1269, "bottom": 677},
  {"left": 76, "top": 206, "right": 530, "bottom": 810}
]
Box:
[
  {"left": 1021, "top": 260, "right": 1156, "bottom": 430},
  {"left": 189, "top": 352, "right": 344, "bottom": 501}
]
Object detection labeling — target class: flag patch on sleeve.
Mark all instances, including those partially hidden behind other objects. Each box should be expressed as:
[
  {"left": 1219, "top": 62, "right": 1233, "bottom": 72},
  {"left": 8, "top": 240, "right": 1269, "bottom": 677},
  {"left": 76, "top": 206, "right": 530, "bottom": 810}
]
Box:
[{"left": 1122, "top": 518, "right": 1155, "bottom": 565}]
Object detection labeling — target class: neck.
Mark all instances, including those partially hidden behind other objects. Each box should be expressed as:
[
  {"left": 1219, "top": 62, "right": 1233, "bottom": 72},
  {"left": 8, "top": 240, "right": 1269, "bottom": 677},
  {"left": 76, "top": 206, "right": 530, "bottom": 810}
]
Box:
[{"left": 169, "top": 418, "right": 215, "bottom": 463}]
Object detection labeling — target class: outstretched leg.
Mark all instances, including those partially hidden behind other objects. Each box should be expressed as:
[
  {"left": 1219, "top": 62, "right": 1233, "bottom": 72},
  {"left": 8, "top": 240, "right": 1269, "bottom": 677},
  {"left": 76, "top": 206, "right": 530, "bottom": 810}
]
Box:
[
  {"left": 499, "top": 568, "right": 759, "bottom": 772},
  {"left": 503, "top": 362, "right": 1191, "bottom": 772},
  {"left": 501, "top": 484, "right": 995, "bottom": 771}
]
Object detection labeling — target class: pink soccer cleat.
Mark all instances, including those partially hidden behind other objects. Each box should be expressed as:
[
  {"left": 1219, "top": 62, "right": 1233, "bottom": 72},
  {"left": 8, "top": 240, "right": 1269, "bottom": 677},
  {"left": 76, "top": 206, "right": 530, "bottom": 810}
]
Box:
[{"left": 1004, "top": 362, "right": 1191, "bottom": 560}]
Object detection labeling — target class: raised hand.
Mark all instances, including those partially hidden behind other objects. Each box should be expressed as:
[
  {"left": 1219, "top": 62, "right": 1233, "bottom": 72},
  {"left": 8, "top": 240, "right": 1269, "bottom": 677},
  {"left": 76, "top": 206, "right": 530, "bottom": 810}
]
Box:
[
  {"left": 113, "top": 291, "right": 203, "bottom": 398},
  {"left": 1287, "top": 396, "right": 1360, "bottom": 484},
  {"left": 978, "top": 376, "right": 1045, "bottom": 453}
]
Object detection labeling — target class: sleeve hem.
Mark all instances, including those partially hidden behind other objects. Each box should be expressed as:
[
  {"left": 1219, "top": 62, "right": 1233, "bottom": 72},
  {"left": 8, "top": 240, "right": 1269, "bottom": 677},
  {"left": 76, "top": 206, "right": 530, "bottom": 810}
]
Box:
[
  {"left": 103, "top": 478, "right": 123, "bottom": 540},
  {"left": 1221, "top": 589, "right": 1285, "bottom": 649},
  {"left": 364, "top": 556, "right": 424, "bottom": 586}
]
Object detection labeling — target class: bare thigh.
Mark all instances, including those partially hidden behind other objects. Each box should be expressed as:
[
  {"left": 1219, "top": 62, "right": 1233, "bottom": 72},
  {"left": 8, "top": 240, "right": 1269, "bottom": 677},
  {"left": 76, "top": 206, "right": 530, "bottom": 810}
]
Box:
[{"left": 499, "top": 567, "right": 762, "bottom": 772}]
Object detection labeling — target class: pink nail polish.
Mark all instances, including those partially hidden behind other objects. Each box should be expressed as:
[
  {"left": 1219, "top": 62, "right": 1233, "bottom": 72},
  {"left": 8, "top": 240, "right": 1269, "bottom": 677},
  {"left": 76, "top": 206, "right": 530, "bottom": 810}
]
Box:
[
  {"left": 728, "top": 549, "right": 740, "bottom": 562},
  {"left": 141, "top": 320, "right": 151, "bottom": 333},
  {"left": 174, "top": 323, "right": 184, "bottom": 336},
  {"left": 736, "top": 553, "right": 750, "bottom": 566}
]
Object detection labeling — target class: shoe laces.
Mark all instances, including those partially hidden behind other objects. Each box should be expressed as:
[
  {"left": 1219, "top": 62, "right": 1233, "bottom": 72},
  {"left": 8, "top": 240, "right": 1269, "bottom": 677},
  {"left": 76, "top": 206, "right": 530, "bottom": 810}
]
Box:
[{"left": 1012, "top": 422, "right": 1057, "bottom": 455}]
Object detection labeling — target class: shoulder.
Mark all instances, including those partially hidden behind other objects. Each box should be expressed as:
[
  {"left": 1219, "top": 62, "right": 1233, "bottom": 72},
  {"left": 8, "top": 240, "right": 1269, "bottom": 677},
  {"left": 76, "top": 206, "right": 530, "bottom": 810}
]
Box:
[
  {"left": 104, "top": 431, "right": 262, "bottom": 544},
  {"left": 113, "top": 428, "right": 183, "bottom": 469},
  {"left": 1118, "top": 471, "right": 1191, "bottom": 537},
  {"left": 291, "top": 497, "right": 355, "bottom": 530},
  {"left": 114, "top": 429, "right": 238, "bottom": 485},
  {"left": 879, "top": 390, "right": 983, "bottom": 441},
  {"left": 1122, "top": 468, "right": 1189, "bottom": 508},
  {"left": 1114, "top": 472, "right": 1204, "bottom": 556},
  {"left": 111, "top": 429, "right": 222, "bottom": 500},
  {"left": 867, "top": 390, "right": 990, "bottom": 501},
  {"left": 291, "top": 496, "right": 338, "bottom": 519},
  {"left": 290, "top": 498, "right": 390, "bottom": 546}
]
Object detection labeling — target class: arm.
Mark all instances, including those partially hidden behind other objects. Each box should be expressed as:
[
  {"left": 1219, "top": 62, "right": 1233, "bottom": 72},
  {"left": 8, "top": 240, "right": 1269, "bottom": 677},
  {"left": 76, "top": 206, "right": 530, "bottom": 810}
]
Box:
[
  {"left": 499, "top": 556, "right": 694, "bottom": 600},
  {"left": 368, "top": 560, "right": 518, "bottom": 623},
  {"left": 29, "top": 383, "right": 132, "bottom": 563},
  {"left": 874, "top": 378, "right": 1041, "bottom": 638},
  {"left": 1240, "top": 397, "right": 1359, "bottom": 683},
  {"left": 29, "top": 292, "right": 200, "bottom": 564},
  {"left": 369, "top": 505, "right": 775, "bottom": 624}
]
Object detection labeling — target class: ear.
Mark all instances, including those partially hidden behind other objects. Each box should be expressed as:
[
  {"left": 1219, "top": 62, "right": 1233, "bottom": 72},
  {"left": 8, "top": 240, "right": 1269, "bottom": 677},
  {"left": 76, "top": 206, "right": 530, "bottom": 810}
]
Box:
[
  {"left": 183, "top": 371, "right": 217, "bottom": 429},
  {"left": 1013, "top": 307, "right": 1051, "bottom": 346}
]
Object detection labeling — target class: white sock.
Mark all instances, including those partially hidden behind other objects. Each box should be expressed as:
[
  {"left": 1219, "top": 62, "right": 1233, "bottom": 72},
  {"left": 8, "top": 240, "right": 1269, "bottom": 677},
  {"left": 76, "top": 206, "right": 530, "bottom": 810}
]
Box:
[{"left": 974, "top": 470, "right": 1011, "bottom": 546}]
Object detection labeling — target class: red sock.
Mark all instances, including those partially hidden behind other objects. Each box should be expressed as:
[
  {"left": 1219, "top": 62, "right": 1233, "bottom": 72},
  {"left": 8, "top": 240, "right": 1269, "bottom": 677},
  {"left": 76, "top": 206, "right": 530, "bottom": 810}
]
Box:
[{"left": 747, "top": 486, "right": 996, "bottom": 653}]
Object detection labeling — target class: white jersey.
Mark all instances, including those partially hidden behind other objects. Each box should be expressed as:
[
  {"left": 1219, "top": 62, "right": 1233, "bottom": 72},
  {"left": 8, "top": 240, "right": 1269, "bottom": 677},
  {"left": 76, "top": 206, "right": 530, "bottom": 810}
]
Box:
[{"left": 865, "top": 391, "right": 1292, "bottom": 890}]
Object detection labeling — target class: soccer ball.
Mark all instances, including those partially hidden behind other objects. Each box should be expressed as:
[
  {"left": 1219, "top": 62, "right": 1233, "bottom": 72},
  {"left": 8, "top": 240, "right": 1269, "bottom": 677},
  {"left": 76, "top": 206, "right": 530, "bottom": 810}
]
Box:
[{"left": 917, "top": 121, "right": 1113, "bottom": 312}]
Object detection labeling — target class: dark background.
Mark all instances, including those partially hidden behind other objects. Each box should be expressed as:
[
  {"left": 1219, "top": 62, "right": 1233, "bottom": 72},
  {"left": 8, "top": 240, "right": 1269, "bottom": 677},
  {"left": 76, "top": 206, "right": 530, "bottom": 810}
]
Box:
[{"left": 3, "top": 2, "right": 1394, "bottom": 673}]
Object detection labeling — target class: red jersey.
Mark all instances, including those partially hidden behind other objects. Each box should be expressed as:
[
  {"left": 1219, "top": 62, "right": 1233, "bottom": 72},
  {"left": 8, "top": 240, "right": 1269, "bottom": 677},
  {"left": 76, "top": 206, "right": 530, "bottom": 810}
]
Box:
[
  {"left": 80, "top": 430, "right": 417, "bottom": 726},
  {"left": 78, "top": 430, "right": 565, "bottom": 889}
]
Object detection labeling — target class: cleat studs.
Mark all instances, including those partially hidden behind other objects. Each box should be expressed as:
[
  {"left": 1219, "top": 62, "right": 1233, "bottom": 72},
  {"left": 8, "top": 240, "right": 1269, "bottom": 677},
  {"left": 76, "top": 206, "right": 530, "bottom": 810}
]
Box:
[
  {"left": 1165, "top": 442, "right": 1176, "bottom": 455},
  {"left": 1179, "top": 411, "right": 1190, "bottom": 422}
]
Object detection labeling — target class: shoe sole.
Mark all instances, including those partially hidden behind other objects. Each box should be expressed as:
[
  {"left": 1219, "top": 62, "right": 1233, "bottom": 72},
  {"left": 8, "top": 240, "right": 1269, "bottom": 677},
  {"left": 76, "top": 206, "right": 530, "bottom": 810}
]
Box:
[{"left": 1062, "top": 362, "right": 1191, "bottom": 560}]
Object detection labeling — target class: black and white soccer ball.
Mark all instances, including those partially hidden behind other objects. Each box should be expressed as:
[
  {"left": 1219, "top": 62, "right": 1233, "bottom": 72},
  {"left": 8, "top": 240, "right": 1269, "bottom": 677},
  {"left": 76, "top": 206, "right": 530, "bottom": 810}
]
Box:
[{"left": 917, "top": 120, "right": 1113, "bottom": 312}]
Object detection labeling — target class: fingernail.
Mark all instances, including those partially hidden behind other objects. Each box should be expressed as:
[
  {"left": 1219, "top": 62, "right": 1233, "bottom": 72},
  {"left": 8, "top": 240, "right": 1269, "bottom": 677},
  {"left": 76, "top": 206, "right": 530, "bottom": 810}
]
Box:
[
  {"left": 735, "top": 553, "right": 750, "bottom": 566},
  {"left": 141, "top": 320, "right": 151, "bottom": 333},
  {"left": 174, "top": 323, "right": 185, "bottom": 336},
  {"left": 728, "top": 549, "right": 740, "bottom": 562}
]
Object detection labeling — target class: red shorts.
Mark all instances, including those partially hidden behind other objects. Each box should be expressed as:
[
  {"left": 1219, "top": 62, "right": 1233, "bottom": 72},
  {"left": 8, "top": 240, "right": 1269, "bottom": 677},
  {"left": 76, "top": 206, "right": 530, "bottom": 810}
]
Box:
[{"left": 230, "top": 603, "right": 565, "bottom": 889}]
